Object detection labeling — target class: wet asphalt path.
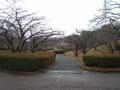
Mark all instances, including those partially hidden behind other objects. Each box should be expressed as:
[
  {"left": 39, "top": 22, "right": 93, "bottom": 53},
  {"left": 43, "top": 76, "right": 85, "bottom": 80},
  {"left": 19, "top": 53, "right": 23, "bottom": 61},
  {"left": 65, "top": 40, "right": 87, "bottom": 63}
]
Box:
[
  {"left": 0, "top": 71, "right": 120, "bottom": 90},
  {"left": 0, "top": 55, "right": 120, "bottom": 90},
  {"left": 49, "top": 54, "right": 84, "bottom": 72}
]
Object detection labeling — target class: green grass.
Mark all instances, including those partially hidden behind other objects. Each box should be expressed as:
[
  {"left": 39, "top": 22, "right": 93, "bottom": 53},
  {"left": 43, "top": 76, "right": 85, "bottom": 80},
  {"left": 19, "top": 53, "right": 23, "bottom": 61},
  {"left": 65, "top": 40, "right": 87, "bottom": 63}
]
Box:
[{"left": 0, "top": 51, "right": 56, "bottom": 72}]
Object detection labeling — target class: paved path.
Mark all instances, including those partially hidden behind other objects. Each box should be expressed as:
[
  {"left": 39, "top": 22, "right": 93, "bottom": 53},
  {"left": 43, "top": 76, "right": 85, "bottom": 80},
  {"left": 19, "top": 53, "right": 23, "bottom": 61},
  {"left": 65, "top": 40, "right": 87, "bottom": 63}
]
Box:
[
  {"left": 49, "top": 54, "right": 85, "bottom": 73},
  {"left": 0, "top": 55, "right": 120, "bottom": 90},
  {"left": 0, "top": 71, "right": 120, "bottom": 90}
]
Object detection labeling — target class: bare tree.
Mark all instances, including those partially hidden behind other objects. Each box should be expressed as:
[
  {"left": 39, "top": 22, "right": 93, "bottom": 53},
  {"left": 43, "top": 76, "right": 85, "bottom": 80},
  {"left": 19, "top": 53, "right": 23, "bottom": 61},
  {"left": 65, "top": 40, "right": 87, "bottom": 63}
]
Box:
[
  {"left": 29, "top": 28, "right": 61, "bottom": 52},
  {"left": 0, "top": 0, "right": 60, "bottom": 52},
  {"left": 66, "top": 34, "right": 80, "bottom": 57},
  {"left": 89, "top": 0, "right": 120, "bottom": 53},
  {"left": 78, "top": 31, "right": 93, "bottom": 54},
  {"left": 91, "top": 0, "right": 120, "bottom": 34}
]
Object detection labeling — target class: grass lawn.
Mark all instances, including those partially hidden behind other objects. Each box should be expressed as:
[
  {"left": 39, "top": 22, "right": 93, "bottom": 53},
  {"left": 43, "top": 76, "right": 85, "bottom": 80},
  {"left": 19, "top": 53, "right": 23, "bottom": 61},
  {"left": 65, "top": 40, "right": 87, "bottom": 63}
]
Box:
[
  {"left": 65, "top": 48, "right": 120, "bottom": 72},
  {"left": 65, "top": 51, "right": 75, "bottom": 59}
]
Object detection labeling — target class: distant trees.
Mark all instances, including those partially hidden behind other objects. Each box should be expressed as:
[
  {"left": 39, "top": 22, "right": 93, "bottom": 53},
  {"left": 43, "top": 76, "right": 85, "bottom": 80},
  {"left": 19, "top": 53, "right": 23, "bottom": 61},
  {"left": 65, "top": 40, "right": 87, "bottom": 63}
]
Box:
[
  {"left": 66, "top": 26, "right": 120, "bottom": 55},
  {"left": 66, "top": 34, "right": 80, "bottom": 56},
  {"left": 62, "top": 0, "right": 120, "bottom": 55},
  {"left": 65, "top": 0, "right": 120, "bottom": 55},
  {"left": 66, "top": 30, "right": 94, "bottom": 56},
  {"left": 0, "top": 0, "right": 60, "bottom": 52},
  {"left": 77, "top": 31, "right": 93, "bottom": 54},
  {"left": 100, "top": 23, "right": 120, "bottom": 52}
]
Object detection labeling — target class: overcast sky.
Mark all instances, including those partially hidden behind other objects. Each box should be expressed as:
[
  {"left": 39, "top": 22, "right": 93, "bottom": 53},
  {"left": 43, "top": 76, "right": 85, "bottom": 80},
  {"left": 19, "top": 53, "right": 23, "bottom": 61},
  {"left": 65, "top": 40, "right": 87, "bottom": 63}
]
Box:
[{"left": 0, "top": 0, "right": 104, "bottom": 35}]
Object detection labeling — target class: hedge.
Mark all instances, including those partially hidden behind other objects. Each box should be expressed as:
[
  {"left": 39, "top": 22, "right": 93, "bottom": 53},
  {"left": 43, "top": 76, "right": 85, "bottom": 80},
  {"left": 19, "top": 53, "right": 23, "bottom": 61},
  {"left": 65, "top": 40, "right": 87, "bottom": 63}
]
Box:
[
  {"left": 54, "top": 50, "right": 66, "bottom": 54},
  {"left": 0, "top": 51, "right": 56, "bottom": 71},
  {"left": 83, "top": 55, "right": 120, "bottom": 67}
]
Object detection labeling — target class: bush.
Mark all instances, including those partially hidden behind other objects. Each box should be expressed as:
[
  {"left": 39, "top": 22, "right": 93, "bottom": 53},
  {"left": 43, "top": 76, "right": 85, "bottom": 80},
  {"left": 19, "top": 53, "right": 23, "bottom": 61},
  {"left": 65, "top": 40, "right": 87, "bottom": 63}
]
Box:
[
  {"left": 54, "top": 50, "right": 66, "bottom": 54},
  {"left": 83, "top": 55, "right": 120, "bottom": 67},
  {"left": 0, "top": 48, "right": 8, "bottom": 50},
  {"left": 0, "top": 51, "right": 56, "bottom": 71}
]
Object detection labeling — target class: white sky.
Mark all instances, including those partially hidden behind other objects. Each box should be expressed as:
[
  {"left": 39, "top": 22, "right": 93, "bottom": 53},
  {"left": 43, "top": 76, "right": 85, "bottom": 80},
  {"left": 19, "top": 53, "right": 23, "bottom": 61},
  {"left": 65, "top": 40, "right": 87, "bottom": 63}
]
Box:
[{"left": 0, "top": 0, "right": 104, "bottom": 35}]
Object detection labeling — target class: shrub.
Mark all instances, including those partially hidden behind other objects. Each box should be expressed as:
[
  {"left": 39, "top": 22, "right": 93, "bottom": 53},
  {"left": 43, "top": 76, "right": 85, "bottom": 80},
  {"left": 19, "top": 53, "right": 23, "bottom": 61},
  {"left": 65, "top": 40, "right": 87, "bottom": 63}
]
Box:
[
  {"left": 83, "top": 55, "right": 120, "bottom": 67},
  {"left": 0, "top": 51, "right": 56, "bottom": 71},
  {"left": 0, "top": 48, "right": 8, "bottom": 50},
  {"left": 54, "top": 50, "right": 66, "bottom": 54}
]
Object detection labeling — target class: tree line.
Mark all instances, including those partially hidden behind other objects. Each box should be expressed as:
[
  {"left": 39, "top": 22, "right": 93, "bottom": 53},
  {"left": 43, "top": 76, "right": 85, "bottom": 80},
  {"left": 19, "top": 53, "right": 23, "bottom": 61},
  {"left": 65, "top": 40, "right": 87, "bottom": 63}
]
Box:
[
  {"left": 0, "top": 0, "right": 120, "bottom": 54},
  {"left": 66, "top": 0, "right": 120, "bottom": 56}
]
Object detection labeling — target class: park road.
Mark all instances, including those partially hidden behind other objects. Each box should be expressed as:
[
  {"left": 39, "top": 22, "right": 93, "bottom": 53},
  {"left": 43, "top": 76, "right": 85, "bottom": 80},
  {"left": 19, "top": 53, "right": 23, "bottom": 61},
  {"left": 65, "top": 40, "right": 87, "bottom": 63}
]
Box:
[
  {"left": 48, "top": 54, "right": 85, "bottom": 73},
  {"left": 0, "top": 55, "right": 120, "bottom": 90}
]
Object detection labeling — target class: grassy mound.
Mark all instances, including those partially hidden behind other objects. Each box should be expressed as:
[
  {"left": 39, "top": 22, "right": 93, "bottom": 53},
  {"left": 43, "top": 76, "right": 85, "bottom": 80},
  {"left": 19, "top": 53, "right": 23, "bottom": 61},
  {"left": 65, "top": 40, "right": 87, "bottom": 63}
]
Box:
[
  {"left": 0, "top": 51, "right": 56, "bottom": 72},
  {"left": 83, "top": 55, "right": 120, "bottom": 67}
]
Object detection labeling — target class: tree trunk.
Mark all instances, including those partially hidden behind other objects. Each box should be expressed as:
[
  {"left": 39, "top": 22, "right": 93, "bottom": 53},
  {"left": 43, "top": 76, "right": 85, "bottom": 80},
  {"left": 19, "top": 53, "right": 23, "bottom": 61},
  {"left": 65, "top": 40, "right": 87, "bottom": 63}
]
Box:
[
  {"left": 108, "top": 44, "right": 114, "bottom": 54},
  {"left": 74, "top": 49, "right": 78, "bottom": 57},
  {"left": 82, "top": 48, "right": 86, "bottom": 54}
]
